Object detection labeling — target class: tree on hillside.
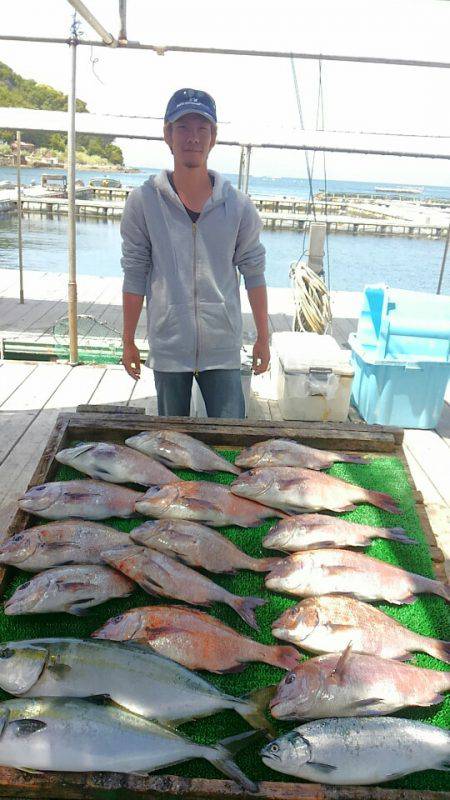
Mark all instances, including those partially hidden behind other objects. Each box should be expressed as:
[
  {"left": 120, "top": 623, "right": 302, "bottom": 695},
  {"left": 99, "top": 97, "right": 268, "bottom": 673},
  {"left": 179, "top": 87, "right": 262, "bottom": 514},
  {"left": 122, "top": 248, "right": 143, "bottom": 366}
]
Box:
[{"left": 0, "top": 61, "right": 123, "bottom": 164}]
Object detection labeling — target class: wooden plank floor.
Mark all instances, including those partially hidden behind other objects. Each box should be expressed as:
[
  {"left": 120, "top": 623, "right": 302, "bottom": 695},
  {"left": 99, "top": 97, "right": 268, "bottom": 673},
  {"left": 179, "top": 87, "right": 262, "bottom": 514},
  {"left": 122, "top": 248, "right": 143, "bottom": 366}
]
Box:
[{"left": 0, "top": 268, "right": 449, "bottom": 578}]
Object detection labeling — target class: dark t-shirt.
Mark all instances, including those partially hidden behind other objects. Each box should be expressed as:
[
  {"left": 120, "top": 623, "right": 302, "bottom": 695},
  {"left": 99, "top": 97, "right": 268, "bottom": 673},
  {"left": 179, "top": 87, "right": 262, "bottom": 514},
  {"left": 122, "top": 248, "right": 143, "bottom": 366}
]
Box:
[{"left": 168, "top": 172, "right": 214, "bottom": 222}]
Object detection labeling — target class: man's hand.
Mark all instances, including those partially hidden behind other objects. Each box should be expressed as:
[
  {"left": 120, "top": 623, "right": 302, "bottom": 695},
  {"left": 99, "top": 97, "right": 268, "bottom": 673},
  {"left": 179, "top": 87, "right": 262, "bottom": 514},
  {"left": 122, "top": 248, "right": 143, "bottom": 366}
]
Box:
[
  {"left": 122, "top": 341, "right": 141, "bottom": 380},
  {"left": 252, "top": 338, "right": 270, "bottom": 375}
]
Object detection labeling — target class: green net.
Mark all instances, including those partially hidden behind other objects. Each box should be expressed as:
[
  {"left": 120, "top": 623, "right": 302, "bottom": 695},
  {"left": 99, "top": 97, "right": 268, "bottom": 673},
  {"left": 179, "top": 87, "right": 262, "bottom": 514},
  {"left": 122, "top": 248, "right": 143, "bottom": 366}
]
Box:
[{"left": 1, "top": 450, "right": 449, "bottom": 792}]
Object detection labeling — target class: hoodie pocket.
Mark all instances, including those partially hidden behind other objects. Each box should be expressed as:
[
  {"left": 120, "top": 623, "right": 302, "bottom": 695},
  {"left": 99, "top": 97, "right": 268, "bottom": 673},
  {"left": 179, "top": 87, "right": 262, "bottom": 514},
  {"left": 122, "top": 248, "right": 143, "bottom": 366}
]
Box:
[
  {"left": 149, "top": 302, "right": 195, "bottom": 353},
  {"left": 198, "top": 301, "right": 242, "bottom": 352}
]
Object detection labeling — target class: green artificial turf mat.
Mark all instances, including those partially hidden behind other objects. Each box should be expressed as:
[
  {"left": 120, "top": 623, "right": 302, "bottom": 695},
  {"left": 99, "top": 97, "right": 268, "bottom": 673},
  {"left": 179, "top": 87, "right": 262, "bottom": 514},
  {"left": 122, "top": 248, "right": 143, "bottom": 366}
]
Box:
[{"left": 1, "top": 446, "right": 449, "bottom": 793}]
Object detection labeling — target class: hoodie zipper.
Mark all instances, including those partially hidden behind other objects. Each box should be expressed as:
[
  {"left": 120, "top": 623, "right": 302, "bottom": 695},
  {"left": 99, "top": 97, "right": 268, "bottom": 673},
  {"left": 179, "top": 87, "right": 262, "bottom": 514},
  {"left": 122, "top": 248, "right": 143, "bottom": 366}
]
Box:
[{"left": 192, "top": 222, "right": 200, "bottom": 375}]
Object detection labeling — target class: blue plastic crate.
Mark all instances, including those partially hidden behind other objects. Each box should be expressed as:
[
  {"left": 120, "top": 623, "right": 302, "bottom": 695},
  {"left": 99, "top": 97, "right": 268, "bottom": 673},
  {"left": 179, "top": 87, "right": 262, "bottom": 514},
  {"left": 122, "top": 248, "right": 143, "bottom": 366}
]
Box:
[
  {"left": 350, "top": 334, "right": 450, "bottom": 429},
  {"left": 356, "top": 285, "right": 450, "bottom": 362}
]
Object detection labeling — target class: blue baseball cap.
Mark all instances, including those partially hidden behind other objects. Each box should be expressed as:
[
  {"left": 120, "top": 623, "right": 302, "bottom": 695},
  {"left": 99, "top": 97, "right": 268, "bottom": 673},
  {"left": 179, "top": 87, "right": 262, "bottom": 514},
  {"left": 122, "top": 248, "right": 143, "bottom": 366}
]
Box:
[{"left": 164, "top": 88, "right": 217, "bottom": 125}]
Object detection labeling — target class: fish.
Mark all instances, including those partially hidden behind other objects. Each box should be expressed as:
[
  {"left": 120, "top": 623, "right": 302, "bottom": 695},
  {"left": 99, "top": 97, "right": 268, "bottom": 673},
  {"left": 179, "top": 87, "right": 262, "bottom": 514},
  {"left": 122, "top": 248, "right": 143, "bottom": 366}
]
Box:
[
  {"left": 235, "top": 439, "right": 366, "bottom": 470},
  {"left": 56, "top": 442, "right": 177, "bottom": 486},
  {"left": 4, "top": 565, "right": 133, "bottom": 616},
  {"left": 270, "top": 645, "right": 450, "bottom": 720},
  {"left": 101, "top": 546, "right": 266, "bottom": 630},
  {"left": 130, "top": 519, "right": 279, "bottom": 573},
  {"left": 263, "top": 513, "right": 415, "bottom": 551},
  {"left": 265, "top": 548, "right": 450, "bottom": 604},
  {"left": 135, "top": 481, "right": 287, "bottom": 527},
  {"left": 93, "top": 605, "right": 301, "bottom": 673},
  {"left": 0, "top": 638, "right": 272, "bottom": 733},
  {"left": 0, "top": 697, "right": 257, "bottom": 790},
  {"left": 261, "top": 716, "right": 450, "bottom": 785},
  {"left": 18, "top": 480, "right": 143, "bottom": 520},
  {"left": 231, "top": 467, "right": 402, "bottom": 515},
  {"left": 0, "top": 520, "right": 131, "bottom": 572},
  {"left": 125, "top": 429, "right": 240, "bottom": 475},
  {"left": 272, "top": 595, "right": 450, "bottom": 664}
]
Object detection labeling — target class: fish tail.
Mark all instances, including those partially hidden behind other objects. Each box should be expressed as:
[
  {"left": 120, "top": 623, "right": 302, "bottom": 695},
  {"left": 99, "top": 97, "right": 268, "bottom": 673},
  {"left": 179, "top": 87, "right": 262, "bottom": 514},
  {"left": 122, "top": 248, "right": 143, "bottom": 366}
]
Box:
[
  {"left": 381, "top": 527, "right": 417, "bottom": 544},
  {"left": 238, "top": 686, "right": 277, "bottom": 735},
  {"left": 362, "top": 488, "right": 402, "bottom": 515},
  {"left": 231, "top": 595, "right": 266, "bottom": 630},
  {"left": 207, "top": 731, "right": 260, "bottom": 792},
  {"left": 424, "top": 579, "right": 450, "bottom": 603},
  {"left": 262, "top": 644, "right": 301, "bottom": 670},
  {"left": 420, "top": 636, "right": 450, "bottom": 664},
  {"left": 251, "top": 556, "right": 285, "bottom": 573}
]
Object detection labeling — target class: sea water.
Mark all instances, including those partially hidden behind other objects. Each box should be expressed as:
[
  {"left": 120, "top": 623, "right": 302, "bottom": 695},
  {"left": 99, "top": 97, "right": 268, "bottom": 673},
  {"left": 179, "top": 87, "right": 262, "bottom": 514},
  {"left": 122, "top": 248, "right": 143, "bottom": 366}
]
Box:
[{"left": 0, "top": 167, "right": 449, "bottom": 294}]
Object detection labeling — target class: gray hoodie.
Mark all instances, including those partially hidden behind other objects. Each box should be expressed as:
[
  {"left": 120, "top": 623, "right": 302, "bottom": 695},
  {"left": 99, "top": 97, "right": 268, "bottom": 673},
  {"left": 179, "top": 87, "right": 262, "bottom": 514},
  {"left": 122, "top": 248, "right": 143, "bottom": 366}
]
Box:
[{"left": 121, "top": 169, "right": 266, "bottom": 371}]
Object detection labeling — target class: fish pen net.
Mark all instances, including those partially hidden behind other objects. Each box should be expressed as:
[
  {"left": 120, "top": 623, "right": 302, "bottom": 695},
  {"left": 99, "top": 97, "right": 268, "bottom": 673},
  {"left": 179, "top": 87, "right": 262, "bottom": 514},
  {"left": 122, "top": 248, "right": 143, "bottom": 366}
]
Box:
[{"left": 0, "top": 450, "right": 449, "bottom": 792}]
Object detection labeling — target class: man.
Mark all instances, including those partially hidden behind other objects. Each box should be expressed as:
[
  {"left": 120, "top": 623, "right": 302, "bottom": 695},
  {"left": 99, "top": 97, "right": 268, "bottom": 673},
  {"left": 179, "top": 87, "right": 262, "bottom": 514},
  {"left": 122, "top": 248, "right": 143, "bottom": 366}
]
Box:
[{"left": 121, "top": 87, "right": 270, "bottom": 417}]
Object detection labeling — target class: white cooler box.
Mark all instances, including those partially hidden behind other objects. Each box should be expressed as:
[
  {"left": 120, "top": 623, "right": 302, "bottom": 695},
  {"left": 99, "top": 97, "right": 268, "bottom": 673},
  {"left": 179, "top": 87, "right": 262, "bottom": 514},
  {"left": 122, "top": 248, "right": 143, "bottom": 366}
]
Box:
[{"left": 272, "top": 332, "right": 354, "bottom": 422}]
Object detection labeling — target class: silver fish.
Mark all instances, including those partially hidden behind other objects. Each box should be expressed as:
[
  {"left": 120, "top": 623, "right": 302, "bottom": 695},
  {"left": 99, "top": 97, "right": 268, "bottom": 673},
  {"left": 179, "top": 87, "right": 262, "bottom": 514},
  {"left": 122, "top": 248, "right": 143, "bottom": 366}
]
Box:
[
  {"left": 56, "top": 442, "right": 177, "bottom": 486},
  {"left": 130, "top": 519, "right": 279, "bottom": 573},
  {"left": 272, "top": 595, "right": 450, "bottom": 664},
  {"left": 135, "top": 481, "right": 287, "bottom": 527},
  {"left": 235, "top": 439, "right": 366, "bottom": 470},
  {"left": 0, "top": 697, "right": 256, "bottom": 790},
  {"left": 0, "top": 638, "right": 272, "bottom": 732},
  {"left": 270, "top": 645, "right": 450, "bottom": 720},
  {"left": 261, "top": 717, "right": 450, "bottom": 784},
  {"left": 231, "top": 467, "right": 402, "bottom": 515},
  {"left": 263, "top": 513, "right": 415, "bottom": 551},
  {"left": 102, "top": 545, "right": 266, "bottom": 630},
  {"left": 18, "top": 480, "right": 143, "bottom": 520},
  {"left": 0, "top": 520, "right": 130, "bottom": 572},
  {"left": 125, "top": 429, "right": 240, "bottom": 475},
  {"left": 4, "top": 565, "right": 133, "bottom": 616},
  {"left": 265, "top": 548, "right": 450, "bottom": 604}
]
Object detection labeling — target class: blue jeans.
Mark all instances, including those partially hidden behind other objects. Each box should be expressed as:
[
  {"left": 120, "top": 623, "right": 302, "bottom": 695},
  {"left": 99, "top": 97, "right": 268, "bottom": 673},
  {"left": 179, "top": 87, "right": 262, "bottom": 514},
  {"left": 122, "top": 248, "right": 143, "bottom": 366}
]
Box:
[{"left": 154, "top": 369, "right": 245, "bottom": 418}]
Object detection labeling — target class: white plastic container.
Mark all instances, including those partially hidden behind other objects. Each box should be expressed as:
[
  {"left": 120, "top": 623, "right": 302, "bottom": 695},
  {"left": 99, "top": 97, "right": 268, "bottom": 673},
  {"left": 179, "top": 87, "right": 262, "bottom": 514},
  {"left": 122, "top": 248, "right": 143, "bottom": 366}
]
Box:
[{"left": 272, "top": 332, "right": 354, "bottom": 422}]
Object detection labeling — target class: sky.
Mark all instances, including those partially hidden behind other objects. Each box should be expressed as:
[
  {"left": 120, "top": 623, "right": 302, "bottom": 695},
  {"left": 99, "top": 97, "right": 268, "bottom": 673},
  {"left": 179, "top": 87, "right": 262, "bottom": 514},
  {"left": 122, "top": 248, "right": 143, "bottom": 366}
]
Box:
[{"left": 1, "top": 0, "right": 450, "bottom": 185}]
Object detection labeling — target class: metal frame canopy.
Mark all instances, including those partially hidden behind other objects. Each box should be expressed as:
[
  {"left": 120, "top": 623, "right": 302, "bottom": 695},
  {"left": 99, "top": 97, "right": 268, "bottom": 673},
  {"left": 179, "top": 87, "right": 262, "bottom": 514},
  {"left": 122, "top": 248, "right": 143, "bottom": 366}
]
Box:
[{"left": 2, "top": 0, "right": 450, "bottom": 362}]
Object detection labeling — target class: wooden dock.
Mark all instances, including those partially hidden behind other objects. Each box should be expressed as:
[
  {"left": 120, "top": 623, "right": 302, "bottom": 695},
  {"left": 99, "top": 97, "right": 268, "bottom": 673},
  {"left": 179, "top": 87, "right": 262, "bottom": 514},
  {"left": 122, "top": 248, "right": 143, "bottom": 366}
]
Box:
[{"left": 0, "top": 267, "right": 449, "bottom": 577}]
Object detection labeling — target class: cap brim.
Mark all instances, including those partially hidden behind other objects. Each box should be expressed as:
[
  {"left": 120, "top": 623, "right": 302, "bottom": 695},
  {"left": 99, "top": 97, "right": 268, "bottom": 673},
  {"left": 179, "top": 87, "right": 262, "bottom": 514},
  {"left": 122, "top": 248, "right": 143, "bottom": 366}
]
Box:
[{"left": 166, "top": 108, "right": 216, "bottom": 124}]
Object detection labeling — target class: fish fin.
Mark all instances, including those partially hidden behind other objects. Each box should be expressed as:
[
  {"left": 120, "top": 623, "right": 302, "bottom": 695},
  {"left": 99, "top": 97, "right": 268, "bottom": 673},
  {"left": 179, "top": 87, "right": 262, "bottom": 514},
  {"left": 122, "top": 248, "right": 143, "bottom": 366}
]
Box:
[
  {"left": 208, "top": 731, "right": 260, "bottom": 793},
  {"left": 277, "top": 479, "right": 305, "bottom": 490},
  {"left": 142, "top": 624, "right": 180, "bottom": 639},
  {"left": 328, "top": 641, "right": 353, "bottom": 684},
  {"left": 67, "top": 598, "right": 97, "bottom": 616},
  {"left": 266, "top": 645, "right": 302, "bottom": 671},
  {"left": 398, "top": 594, "right": 417, "bottom": 605},
  {"left": 186, "top": 498, "right": 219, "bottom": 513},
  {"left": 438, "top": 762, "right": 450, "bottom": 771},
  {"left": 17, "top": 767, "right": 46, "bottom": 775},
  {"left": 327, "top": 622, "right": 357, "bottom": 633},
  {"left": 239, "top": 685, "right": 277, "bottom": 736},
  {"left": 62, "top": 491, "right": 102, "bottom": 502},
  {"left": 139, "top": 577, "right": 164, "bottom": 597},
  {"left": 340, "top": 454, "right": 367, "bottom": 464},
  {"left": 83, "top": 694, "right": 111, "bottom": 705},
  {"left": 386, "top": 527, "right": 417, "bottom": 545},
  {"left": 333, "top": 504, "right": 357, "bottom": 512},
  {"left": 349, "top": 697, "right": 386, "bottom": 709},
  {"left": 310, "top": 761, "right": 337, "bottom": 773},
  {"left": 9, "top": 719, "right": 47, "bottom": 738},
  {"left": 364, "top": 489, "right": 402, "bottom": 515},
  {"left": 231, "top": 595, "right": 266, "bottom": 630},
  {"left": 57, "top": 580, "right": 90, "bottom": 592},
  {"left": 217, "top": 662, "right": 248, "bottom": 674},
  {"left": 47, "top": 662, "right": 71, "bottom": 679}
]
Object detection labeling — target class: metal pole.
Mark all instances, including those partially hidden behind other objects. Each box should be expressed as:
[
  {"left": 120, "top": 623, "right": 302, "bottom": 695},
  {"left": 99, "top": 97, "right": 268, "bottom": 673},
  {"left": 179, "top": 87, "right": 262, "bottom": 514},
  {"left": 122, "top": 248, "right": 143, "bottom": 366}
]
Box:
[
  {"left": 66, "top": 0, "right": 116, "bottom": 45},
  {"left": 436, "top": 224, "right": 450, "bottom": 294},
  {"left": 67, "top": 36, "right": 78, "bottom": 364},
  {"left": 1, "top": 33, "right": 450, "bottom": 69},
  {"left": 15, "top": 130, "right": 24, "bottom": 303},
  {"left": 237, "top": 146, "right": 245, "bottom": 191},
  {"left": 243, "top": 145, "right": 251, "bottom": 194}
]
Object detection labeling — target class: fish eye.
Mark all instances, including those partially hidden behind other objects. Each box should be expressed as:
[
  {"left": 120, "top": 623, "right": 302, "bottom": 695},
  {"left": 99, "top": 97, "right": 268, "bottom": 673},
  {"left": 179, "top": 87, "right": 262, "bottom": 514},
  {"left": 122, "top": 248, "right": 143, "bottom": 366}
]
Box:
[
  {"left": 0, "top": 648, "right": 14, "bottom": 659},
  {"left": 285, "top": 672, "right": 296, "bottom": 685},
  {"left": 111, "top": 615, "right": 123, "bottom": 624},
  {"left": 270, "top": 744, "right": 279, "bottom": 754},
  {"left": 16, "top": 581, "right": 30, "bottom": 592},
  {"left": 34, "top": 486, "right": 45, "bottom": 492},
  {"left": 12, "top": 534, "right": 24, "bottom": 542}
]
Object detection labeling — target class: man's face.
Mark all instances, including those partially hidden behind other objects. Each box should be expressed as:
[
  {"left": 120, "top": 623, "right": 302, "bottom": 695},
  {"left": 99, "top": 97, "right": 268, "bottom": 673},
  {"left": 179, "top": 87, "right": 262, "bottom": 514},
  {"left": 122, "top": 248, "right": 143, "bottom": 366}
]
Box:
[{"left": 165, "top": 113, "right": 216, "bottom": 168}]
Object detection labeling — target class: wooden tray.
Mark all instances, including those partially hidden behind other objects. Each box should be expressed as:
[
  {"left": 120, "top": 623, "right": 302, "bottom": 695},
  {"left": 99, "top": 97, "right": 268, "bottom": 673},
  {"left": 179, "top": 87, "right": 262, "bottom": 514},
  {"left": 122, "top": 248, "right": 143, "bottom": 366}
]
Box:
[{"left": 1, "top": 409, "right": 448, "bottom": 799}]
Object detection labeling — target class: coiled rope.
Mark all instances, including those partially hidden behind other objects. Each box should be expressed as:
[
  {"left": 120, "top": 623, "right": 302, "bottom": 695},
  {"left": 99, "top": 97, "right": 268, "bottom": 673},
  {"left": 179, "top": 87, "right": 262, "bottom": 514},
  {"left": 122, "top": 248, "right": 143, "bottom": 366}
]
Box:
[{"left": 289, "top": 260, "right": 332, "bottom": 334}]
